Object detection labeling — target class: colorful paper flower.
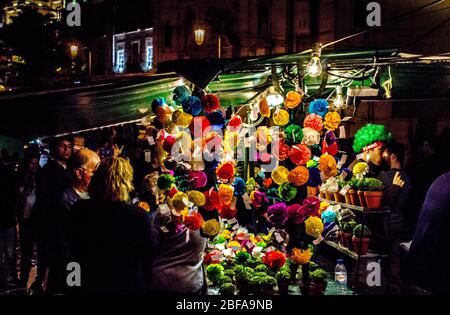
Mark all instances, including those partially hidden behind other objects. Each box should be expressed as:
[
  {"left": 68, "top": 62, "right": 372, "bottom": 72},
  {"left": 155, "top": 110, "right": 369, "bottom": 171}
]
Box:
[
  {"left": 157, "top": 174, "right": 175, "bottom": 190},
  {"left": 188, "top": 190, "right": 206, "bottom": 207},
  {"left": 189, "top": 116, "right": 211, "bottom": 137},
  {"left": 303, "top": 196, "right": 321, "bottom": 217},
  {"left": 218, "top": 184, "right": 234, "bottom": 206},
  {"left": 288, "top": 166, "right": 309, "bottom": 187},
  {"left": 319, "top": 154, "right": 337, "bottom": 178},
  {"left": 173, "top": 86, "right": 191, "bottom": 104},
  {"left": 290, "top": 144, "right": 311, "bottom": 166},
  {"left": 263, "top": 251, "right": 286, "bottom": 270},
  {"left": 304, "top": 114, "right": 323, "bottom": 132},
  {"left": 172, "top": 192, "right": 189, "bottom": 211},
  {"left": 321, "top": 208, "right": 337, "bottom": 224},
  {"left": 182, "top": 96, "right": 202, "bottom": 116},
  {"left": 271, "top": 166, "right": 290, "bottom": 185},
  {"left": 219, "top": 204, "right": 237, "bottom": 219},
  {"left": 286, "top": 204, "right": 308, "bottom": 224},
  {"left": 183, "top": 211, "right": 204, "bottom": 230},
  {"left": 284, "top": 124, "right": 303, "bottom": 145},
  {"left": 308, "top": 99, "right": 329, "bottom": 117},
  {"left": 353, "top": 162, "right": 369, "bottom": 179},
  {"left": 307, "top": 167, "right": 321, "bottom": 187},
  {"left": 188, "top": 171, "right": 208, "bottom": 189},
  {"left": 216, "top": 162, "right": 235, "bottom": 181},
  {"left": 204, "top": 249, "right": 223, "bottom": 265},
  {"left": 172, "top": 110, "right": 193, "bottom": 127},
  {"left": 267, "top": 202, "right": 288, "bottom": 226},
  {"left": 301, "top": 127, "right": 321, "bottom": 146},
  {"left": 202, "top": 219, "right": 221, "bottom": 237},
  {"left": 203, "top": 190, "right": 219, "bottom": 211},
  {"left": 272, "top": 141, "right": 291, "bottom": 161},
  {"left": 284, "top": 91, "right": 302, "bottom": 109},
  {"left": 278, "top": 183, "right": 297, "bottom": 202},
  {"left": 202, "top": 94, "right": 220, "bottom": 113},
  {"left": 273, "top": 109, "right": 290, "bottom": 126},
  {"left": 323, "top": 111, "right": 341, "bottom": 131},
  {"left": 259, "top": 97, "right": 271, "bottom": 117},
  {"left": 250, "top": 190, "right": 268, "bottom": 208},
  {"left": 228, "top": 115, "right": 242, "bottom": 131},
  {"left": 305, "top": 216, "right": 324, "bottom": 238},
  {"left": 291, "top": 248, "right": 312, "bottom": 265}
]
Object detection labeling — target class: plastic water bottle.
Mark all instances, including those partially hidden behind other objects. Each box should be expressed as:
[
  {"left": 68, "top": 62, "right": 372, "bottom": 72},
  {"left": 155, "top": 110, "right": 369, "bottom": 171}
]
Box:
[{"left": 335, "top": 259, "right": 347, "bottom": 295}]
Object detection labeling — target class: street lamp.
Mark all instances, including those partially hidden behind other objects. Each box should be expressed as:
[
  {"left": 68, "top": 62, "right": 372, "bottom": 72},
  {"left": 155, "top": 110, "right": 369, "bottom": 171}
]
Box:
[
  {"left": 70, "top": 45, "right": 79, "bottom": 58},
  {"left": 194, "top": 28, "right": 205, "bottom": 46}
]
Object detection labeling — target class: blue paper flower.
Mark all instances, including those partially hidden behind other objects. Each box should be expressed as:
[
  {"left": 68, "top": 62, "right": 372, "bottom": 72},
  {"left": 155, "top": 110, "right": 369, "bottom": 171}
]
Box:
[
  {"left": 308, "top": 99, "right": 329, "bottom": 117},
  {"left": 321, "top": 209, "right": 337, "bottom": 224},
  {"left": 151, "top": 97, "right": 166, "bottom": 113},
  {"left": 233, "top": 177, "right": 246, "bottom": 196},
  {"left": 307, "top": 167, "right": 321, "bottom": 187},
  {"left": 182, "top": 96, "right": 202, "bottom": 116},
  {"left": 173, "top": 86, "right": 191, "bottom": 105},
  {"left": 206, "top": 111, "right": 225, "bottom": 128}
]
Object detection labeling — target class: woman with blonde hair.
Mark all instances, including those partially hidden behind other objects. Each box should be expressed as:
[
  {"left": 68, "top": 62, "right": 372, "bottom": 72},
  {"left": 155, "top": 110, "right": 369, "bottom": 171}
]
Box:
[{"left": 69, "top": 156, "right": 152, "bottom": 294}]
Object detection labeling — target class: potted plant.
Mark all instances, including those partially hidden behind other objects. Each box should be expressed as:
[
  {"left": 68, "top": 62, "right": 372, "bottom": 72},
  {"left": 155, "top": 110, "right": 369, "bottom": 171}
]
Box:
[
  {"left": 347, "top": 178, "right": 359, "bottom": 206},
  {"left": 261, "top": 275, "right": 277, "bottom": 294},
  {"left": 363, "top": 178, "right": 385, "bottom": 209},
  {"left": 305, "top": 268, "right": 328, "bottom": 295},
  {"left": 206, "top": 264, "right": 225, "bottom": 286},
  {"left": 340, "top": 219, "right": 357, "bottom": 250},
  {"left": 275, "top": 268, "right": 291, "bottom": 294},
  {"left": 356, "top": 178, "right": 369, "bottom": 208},
  {"left": 335, "top": 179, "right": 347, "bottom": 203},
  {"left": 235, "top": 266, "right": 254, "bottom": 294},
  {"left": 219, "top": 282, "right": 236, "bottom": 295},
  {"left": 352, "top": 224, "right": 371, "bottom": 255}
]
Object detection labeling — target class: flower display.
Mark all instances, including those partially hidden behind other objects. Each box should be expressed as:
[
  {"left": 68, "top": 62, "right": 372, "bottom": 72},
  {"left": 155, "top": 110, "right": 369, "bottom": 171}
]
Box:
[
  {"left": 308, "top": 99, "right": 329, "bottom": 117},
  {"left": 305, "top": 216, "right": 324, "bottom": 238},
  {"left": 267, "top": 202, "right": 288, "bottom": 226},
  {"left": 202, "top": 94, "right": 220, "bottom": 113},
  {"left": 216, "top": 161, "right": 236, "bottom": 181},
  {"left": 288, "top": 166, "right": 309, "bottom": 186},
  {"left": 262, "top": 251, "right": 286, "bottom": 270},
  {"left": 259, "top": 97, "right": 271, "bottom": 117},
  {"left": 202, "top": 219, "right": 221, "bottom": 237},
  {"left": 183, "top": 211, "right": 204, "bottom": 230},
  {"left": 304, "top": 114, "right": 323, "bottom": 132},
  {"left": 318, "top": 154, "right": 337, "bottom": 178},
  {"left": 301, "top": 127, "right": 321, "bottom": 146},
  {"left": 323, "top": 111, "right": 341, "bottom": 131},
  {"left": 273, "top": 109, "right": 290, "bottom": 126},
  {"left": 272, "top": 141, "right": 291, "bottom": 161},
  {"left": 284, "top": 91, "right": 302, "bottom": 109},
  {"left": 291, "top": 248, "right": 312, "bottom": 265},
  {"left": 290, "top": 144, "right": 311, "bottom": 166},
  {"left": 284, "top": 124, "right": 303, "bottom": 145},
  {"left": 271, "top": 166, "right": 290, "bottom": 185},
  {"left": 286, "top": 204, "right": 308, "bottom": 224}
]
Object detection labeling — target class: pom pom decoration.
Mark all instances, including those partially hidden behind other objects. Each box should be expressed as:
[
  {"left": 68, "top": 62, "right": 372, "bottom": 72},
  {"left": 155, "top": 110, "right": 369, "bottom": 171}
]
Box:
[
  {"left": 172, "top": 192, "right": 189, "bottom": 211},
  {"left": 204, "top": 249, "right": 223, "bottom": 265},
  {"left": 189, "top": 116, "right": 211, "bottom": 137},
  {"left": 323, "top": 111, "right": 341, "bottom": 131},
  {"left": 267, "top": 202, "right": 288, "bottom": 226},
  {"left": 232, "top": 177, "right": 246, "bottom": 196},
  {"left": 259, "top": 97, "right": 271, "bottom": 117},
  {"left": 291, "top": 248, "right": 312, "bottom": 265},
  {"left": 206, "top": 111, "right": 225, "bottom": 128},
  {"left": 278, "top": 183, "right": 297, "bottom": 202},
  {"left": 271, "top": 166, "right": 290, "bottom": 185},
  {"left": 183, "top": 211, "right": 204, "bottom": 230},
  {"left": 250, "top": 190, "right": 269, "bottom": 208},
  {"left": 262, "top": 251, "right": 286, "bottom": 270},
  {"left": 273, "top": 109, "right": 290, "bottom": 126},
  {"left": 305, "top": 216, "right": 324, "bottom": 238},
  {"left": 286, "top": 204, "right": 308, "bottom": 224},
  {"left": 308, "top": 99, "right": 329, "bottom": 117},
  {"left": 256, "top": 126, "right": 271, "bottom": 150},
  {"left": 162, "top": 134, "right": 176, "bottom": 153},
  {"left": 188, "top": 171, "right": 208, "bottom": 189},
  {"left": 228, "top": 115, "right": 242, "bottom": 131},
  {"left": 304, "top": 114, "right": 323, "bottom": 132},
  {"left": 151, "top": 97, "right": 165, "bottom": 114},
  {"left": 167, "top": 186, "right": 179, "bottom": 198},
  {"left": 318, "top": 154, "right": 337, "bottom": 179},
  {"left": 284, "top": 91, "right": 302, "bottom": 109},
  {"left": 272, "top": 141, "right": 291, "bottom": 161},
  {"left": 173, "top": 86, "right": 191, "bottom": 105},
  {"left": 201, "top": 94, "right": 220, "bottom": 113},
  {"left": 352, "top": 124, "right": 393, "bottom": 153},
  {"left": 324, "top": 131, "right": 337, "bottom": 145},
  {"left": 290, "top": 144, "right": 311, "bottom": 166},
  {"left": 216, "top": 162, "right": 235, "bottom": 181},
  {"left": 302, "top": 196, "right": 321, "bottom": 217},
  {"left": 321, "top": 140, "right": 338, "bottom": 156},
  {"left": 284, "top": 124, "right": 303, "bottom": 145},
  {"left": 154, "top": 106, "right": 169, "bottom": 124},
  {"left": 219, "top": 204, "right": 237, "bottom": 220},
  {"left": 157, "top": 174, "right": 175, "bottom": 190},
  {"left": 307, "top": 167, "right": 321, "bottom": 187},
  {"left": 188, "top": 190, "right": 206, "bottom": 207},
  {"left": 202, "top": 219, "right": 220, "bottom": 237},
  {"left": 172, "top": 110, "right": 193, "bottom": 128},
  {"left": 218, "top": 184, "right": 234, "bottom": 206},
  {"left": 321, "top": 209, "right": 337, "bottom": 224},
  {"left": 301, "top": 127, "right": 321, "bottom": 146},
  {"left": 181, "top": 96, "right": 203, "bottom": 116},
  {"left": 288, "top": 166, "right": 309, "bottom": 186},
  {"left": 203, "top": 190, "right": 219, "bottom": 211}
]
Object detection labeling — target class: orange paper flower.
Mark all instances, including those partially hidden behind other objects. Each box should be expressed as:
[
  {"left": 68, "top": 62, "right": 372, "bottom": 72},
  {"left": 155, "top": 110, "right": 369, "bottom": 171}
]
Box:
[
  {"left": 288, "top": 166, "right": 309, "bottom": 186},
  {"left": 291, "top": 248, "right": 312, "bottom": 265},
  {"left": 259, "top": 97, "right": 271, "bottom": 117},
  {"left": 318, "top": 154, "right": 337, "bottom": 178},
  {"left": 323, "top": 111, "right": 341, "bottom": 131}
]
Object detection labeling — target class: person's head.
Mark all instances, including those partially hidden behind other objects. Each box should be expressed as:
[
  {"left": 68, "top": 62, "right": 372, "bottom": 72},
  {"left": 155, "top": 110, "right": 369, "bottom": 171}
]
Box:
[
  {"left": 141, "top": 171, "right": 159, "bottom": 205},
  {"left": 383, "top": 141, "right": 405, "bottom": 169},
  {"left": 68, "top": 149, "right": 101, "bottom": 191},
  {"left": 73, "top": 135, "right": 85, "bottom": 153},
  {"left": 50, "top": 135, "right": 74, "bottom": 162},
  {"left": 88, "top": 156, "right": 134, "bottom": 202},
  {"left": 366, "top": 145, "right": 385, "bottom": 166}
]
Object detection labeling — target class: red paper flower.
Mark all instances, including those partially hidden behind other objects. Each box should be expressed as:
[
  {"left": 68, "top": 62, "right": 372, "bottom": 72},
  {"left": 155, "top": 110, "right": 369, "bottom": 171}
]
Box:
[
  {"left": 167, "top": 186, "right": 179, "bottom": 198},
  {"left": 218, "top": 204, "right": 237, "bottom": 219},
  {"left": 263, "top": 178, "right": 273, "bottom": 188},
  {"left": 321, "top": 140, "right": 338, "bottom": 156},
  {"left": 302, "top": 196, "right": 321, "bottom": 217},
  {"left": 183, "top": 211, "right": 204, "bottom": 230},
  {"left": 272, "top": 141, "right": 291, "bottom": 161},
  {"left": 290, "top": 144, "right": 311, "bottom": 165},
  {"left": 216, "top": 162, "right": 235, "bottom": 180},
  {"left": 286, "top": 204, "right": 308, "bottom": 224},
  {"left": 204, "top": 250, "right": 222, "bottom": 265},
  {"left": 304, "top": 114, "right": 323, "bottom": 132},
  {"left": 202, "top": 94, "right": 220, "bottom": 113},
  {"left": 228, "top": 115, "right": 242, "bottom": 131},
  {"left": 203, "top": 190, "right": 219, "bottom": 211},
  {"left": 189, "top": 116, "right": 211, "bottom": 138},
  {"left": 263, "top": 251, "right": 286, "bottom": 270}
]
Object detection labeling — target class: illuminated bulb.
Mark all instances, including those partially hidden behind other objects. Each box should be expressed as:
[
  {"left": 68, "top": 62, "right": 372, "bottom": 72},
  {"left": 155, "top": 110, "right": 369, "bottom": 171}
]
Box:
[
  {"left": 266, "top": 87, "right": 284, "bottom": 107},
  {"left": 333, "top": 86, "right": 345, "bottom": 109},
  {"left": 306, "top": 56, "right": 322, "bottom": 77},
  {"left": 139, "top": 108, "right": 149, "bottom": 114}
]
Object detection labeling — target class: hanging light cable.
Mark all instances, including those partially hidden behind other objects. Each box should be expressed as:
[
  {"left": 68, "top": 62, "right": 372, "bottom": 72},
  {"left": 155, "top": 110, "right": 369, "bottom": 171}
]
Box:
[{"left": 306, "top": 43, "right": 323, "bottom": 77}]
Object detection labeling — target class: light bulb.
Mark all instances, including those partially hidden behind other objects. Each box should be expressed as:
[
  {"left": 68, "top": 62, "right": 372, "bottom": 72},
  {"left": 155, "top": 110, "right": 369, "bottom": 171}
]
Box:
[
  {"left": 306, "top": 56, "right": 322, "bottom": 77},
  {"left": 266, "top": 92, "right": 284, "bottom": 107},
  {"left": 334, "top": 86, "right": 344, "bottom": 109}
]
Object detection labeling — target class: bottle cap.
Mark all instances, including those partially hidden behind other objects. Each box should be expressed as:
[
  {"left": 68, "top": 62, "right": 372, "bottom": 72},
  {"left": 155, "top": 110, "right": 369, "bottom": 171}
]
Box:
[{"left": 337, "top": 259, "right": 344, "bottom": 263}]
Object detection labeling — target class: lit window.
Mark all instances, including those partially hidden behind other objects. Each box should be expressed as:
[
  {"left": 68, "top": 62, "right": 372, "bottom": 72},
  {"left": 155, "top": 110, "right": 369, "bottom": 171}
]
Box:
[
  {"left": 117, "top": 49, "right": 125, "bottom": 73},
  {"left": 146, "top": 38, "right": 153, "bottom": 71}
]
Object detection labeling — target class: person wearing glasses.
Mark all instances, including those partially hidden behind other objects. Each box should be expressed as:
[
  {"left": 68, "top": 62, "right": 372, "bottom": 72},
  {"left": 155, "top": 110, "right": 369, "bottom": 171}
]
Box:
[{"left": 34, "top": 135, "right": 73, "bottom": 294}]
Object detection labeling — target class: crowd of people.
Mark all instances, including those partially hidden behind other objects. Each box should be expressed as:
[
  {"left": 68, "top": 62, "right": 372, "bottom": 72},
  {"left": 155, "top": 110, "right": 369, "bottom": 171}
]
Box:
[{"left": 0, "top": 125, "right": 449, "bottom": 295}]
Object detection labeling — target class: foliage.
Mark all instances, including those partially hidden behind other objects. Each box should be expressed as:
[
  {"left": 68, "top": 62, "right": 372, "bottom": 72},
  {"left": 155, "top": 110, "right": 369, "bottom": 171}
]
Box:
[
  {"left": 235, "top": 251, "right": 251, "bottom": 265},
  {"left": 309, "top": 268, "right": 328, "bottom": 281},
  {"left": 275, "top": 269, "right": 291, "bottom": 281},
  {"left": 219, "top": 282, "right": 235, "bottom": 295},
  {"left": 206, "top": 264, "right": 224, "bottom": 286},
  {"left": 353, "top": 224, "right": 372, "bottom": 238},
  {"left": 341, "top": 219, "right": 357, "bottom": 233},
  {"left": 365, "top": 178, "right": 385, "bottom": 191}
]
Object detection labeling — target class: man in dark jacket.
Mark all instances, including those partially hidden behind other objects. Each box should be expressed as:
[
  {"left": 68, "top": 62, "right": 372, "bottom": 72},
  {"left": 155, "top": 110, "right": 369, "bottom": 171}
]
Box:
[
  {"left": 408, "top": 171, "right": 450, "bottom": 294},
  {"left": 33, "top": 136, "right": 73, "bottom": 293}
]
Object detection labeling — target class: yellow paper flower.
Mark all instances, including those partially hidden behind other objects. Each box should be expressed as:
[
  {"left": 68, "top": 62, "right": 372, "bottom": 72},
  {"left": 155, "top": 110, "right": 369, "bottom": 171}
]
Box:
[
  {"left": 319, "top": 201, "right": 329, "bottom": 215},
  {"left": 271, "top": 166, "right": 290, "bottom": 185},
  {"left": 172, "top": 192, "right": 189, "bottom": 211},
  {"left": 323, "top": 111, "right": 341, "bottom": 131},
  {"left": 202, "top": 219, "right": 221, "bottom": 237},
  {"left": 218, "top": 184, "right": 234, "bottom": 205},
  {"left": 172, "top": 109, "right": 193, "bottom": 127},
  {"left": 291, "top": 248, "right": 312, "bottom": 265},
  {"left": 305, "top": 217, "right": 324, "bottom": 238},
  {"left": 273, "top": 109, "right": 290, "bottom": 126},
  {"left": 228, "top": 241, "right": 241, "bottom": 250},
  {"left": 318, "top": 154, "right": 337, "bottom": 178},
  {"left": 353, "top": 162, "right": 369, "bottom": 176},
  {"left": 221, "top": 230, "right": 232, "bottom": 239},
  {"left": 188, "top": 190, "right": 206, "bottom": 207}
]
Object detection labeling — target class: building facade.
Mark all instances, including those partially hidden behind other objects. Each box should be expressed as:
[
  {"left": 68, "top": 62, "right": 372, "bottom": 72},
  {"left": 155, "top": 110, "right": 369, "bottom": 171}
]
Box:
[{"left": 3, "top": 0, "right": 65, "bottom": 25}]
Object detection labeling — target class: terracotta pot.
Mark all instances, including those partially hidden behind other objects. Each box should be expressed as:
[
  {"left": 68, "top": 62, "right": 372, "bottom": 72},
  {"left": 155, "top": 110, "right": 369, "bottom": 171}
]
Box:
[
  {"left": 343, "top": 232, "right": 354, "bottom": 250},
  {"left": 348, "top": 189, "right": 359, "bottom": 206},
  {"left": 338, "top": 231, "right": 346, "bottom": 246},
  {"left": 325, "top": 191, "right": 334, "bottom": 201},
  {"left": 344, "top": 192, "right": 352, "bottom": 205},
  {"left": 308, "top": 186, "right": 319, "bottom": 197},
  {"left": 364, "top": 191, "right": 383, "bottom": 209},
  {"left": 308, "top": 280, "right": 327, "bottom": 295},
  {"left": 357, "top": 190, "right": 367, "bottom": 208},
  {"left": 277, "top": 279, "right": 290, "bottom": 294},
  {"left": 334, "top": 192, "right": 345, "bottom": 203},
  {"left": 352, "top": 236, "right": 370, "bottom": 255}
]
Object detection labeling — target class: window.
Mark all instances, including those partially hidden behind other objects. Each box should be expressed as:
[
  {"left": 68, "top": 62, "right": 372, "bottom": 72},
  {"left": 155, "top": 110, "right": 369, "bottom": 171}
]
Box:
[
  {"left": 116, "top": 42, "right": 125, "bottom": 73},
  {"left": 145, "top": 37, "right": 153, "bottom": 71},
  {"left": 164, "top": 25, "right": 172, "bottom": 48}
]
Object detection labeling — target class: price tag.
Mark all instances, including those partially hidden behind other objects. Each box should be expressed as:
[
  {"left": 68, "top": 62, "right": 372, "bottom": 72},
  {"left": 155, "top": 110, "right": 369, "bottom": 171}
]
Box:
[
  {"left": 274, "top": 232, "right": 284, "bottom": 243},
  {"left": 215, "top": 243, "right": 225, "bottom": 251},
  {"left": 227, "top": 218, "right": 237, "bottom": 225},
  {"left": 339, "top": 126, "right": 346, "bottom": 139},
  {"left": 313, "top": 156, "right": 320, "bottom": 161},
  {"left": 313, "top": 235, "right": 324, "bottom": 245},
  {"left": 207, "top": 243, "right": 215, "bottom": 249},
  {"left": 160, "top": 226, "right": 169, "bottom": 233},
  {"left": 340, "top": 185, "right": 351, "bottom": 196},
  {"left": 356, "top": 153, "right": 364, "bottom": 160},
  {"left": 147, "top": 136, "right": 155, "bottom": 146},
  {"left": 338, "top": 154, "right": 347, "bottom": 168},
  {"left": 232, "top": 224, "right": 240, "bottom": 230},
  {"left": 341, "top": 116, "right": 352, "bottom": 121},
  {"left": 144, "top": 151, "right": 151, "bottom": 162},
  {"left": 339, "top": 171, "right": 348, "bottom": 181},
  {"left": 268, "top": 227, "right": 276, "bottom": 234}
]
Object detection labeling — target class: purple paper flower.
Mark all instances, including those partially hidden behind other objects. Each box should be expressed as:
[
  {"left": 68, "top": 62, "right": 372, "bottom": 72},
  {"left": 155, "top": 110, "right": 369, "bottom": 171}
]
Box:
[
  {"left": 267, "top": 202, "right": 288, "bottom": 226},
  {"left": 302, "top": 196, "right": 321, "bottom": 217},
  {"left": 286, "top": 204, "right": 308, "bottom": 224}
]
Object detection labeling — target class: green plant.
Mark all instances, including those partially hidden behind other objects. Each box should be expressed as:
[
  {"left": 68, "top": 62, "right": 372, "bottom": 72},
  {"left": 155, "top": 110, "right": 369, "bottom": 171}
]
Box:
[
  {"left": 309, "top": 268, "right": 328, "bottom": 281},
  {"left": 342, "top": 219, "right": 357, "bottom": 234},
  {"left": 337, "top": 178, "right": 348, "bottom": 189},
  {"left": 206, "top": 264, "right": 225, "bottom": 286},
  {"left": 233, "top": 264, "right": 244, "bottom": 274},
  {"left": 224, "top": 269, "right": 235, "bottom": 279},
  {"left": 353, "top": 224, "right": 372, "bottom": 238},
  {"left": 235, "top": 251, "right": 251, "bottom": 265},
  {"left": 347, "top": 178, "right": 359, "bottom": 189},
  {"left": 219, "top": 282, "right": 235, "bottom": 295},
  {"left": 263, "top": 275, "right": 277, "bottom": 287},
  {"left": 275, "top": 269, "right": 291, "bottom": 281},
  {"left": 365, "top": 178, "right": 385, "bottom": 191},
  {"left": 355, "top": 178, "right": 369, "bottom": 191},
  {"left": 220, "top": 276, "right": 233, "bottom": 285},
  {"left": 254, "top": 264, "right": 269, "bottom": 273}
]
